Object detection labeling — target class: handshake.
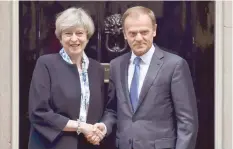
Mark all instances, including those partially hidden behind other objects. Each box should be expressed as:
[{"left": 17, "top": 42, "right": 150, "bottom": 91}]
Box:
[{"left": 76, "top": 121, "right": 107, "bottom": 145}]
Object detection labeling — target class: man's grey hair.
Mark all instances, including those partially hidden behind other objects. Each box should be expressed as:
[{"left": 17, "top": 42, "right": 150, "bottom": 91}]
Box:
[{"left": 55, "top": 7, "right": 95, "bottom": 40}]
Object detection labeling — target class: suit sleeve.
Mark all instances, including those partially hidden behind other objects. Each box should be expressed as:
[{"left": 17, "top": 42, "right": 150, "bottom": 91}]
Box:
[
  {"left": 101, "top": 62, "right": 117, "bottom": 136},
  {"left": 171, "top": 59, "right": 198, "bottom": 149},
  {"left": 28, "top": 57, "right": 69, "bottom": 142}
]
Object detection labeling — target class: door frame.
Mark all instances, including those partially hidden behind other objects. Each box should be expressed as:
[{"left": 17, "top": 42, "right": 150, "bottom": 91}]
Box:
[
  {"left": 12, "top": 1, "right": 19, "bottom": 149},
  {"left": 11, "top": 1, "right": 226, "bottom": 149}
]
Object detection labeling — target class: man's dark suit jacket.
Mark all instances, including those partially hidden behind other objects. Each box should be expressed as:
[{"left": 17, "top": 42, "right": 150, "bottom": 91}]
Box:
[
  {"left": 28, "top": 53, "right": 105, "bottom": 149},
  {"left": 102, "top": 44, "right": 198, "bottom": 149}
]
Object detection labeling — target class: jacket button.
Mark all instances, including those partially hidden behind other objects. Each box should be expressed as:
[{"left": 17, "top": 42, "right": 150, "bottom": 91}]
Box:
[
  {"left": 132, "top": 117, "right": 135, "bottom": 122},
  {"left": 129, "top": 139, "right": 132, "bottom": 144}
]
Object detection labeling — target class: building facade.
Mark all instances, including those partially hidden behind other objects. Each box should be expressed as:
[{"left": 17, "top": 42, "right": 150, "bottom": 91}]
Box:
[{"left": 0, "top": 1, "right": 232, "bottom": 149}]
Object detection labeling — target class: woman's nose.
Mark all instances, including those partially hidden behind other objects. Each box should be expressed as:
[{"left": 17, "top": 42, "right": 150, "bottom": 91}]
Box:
[{"left": 70, "top": 33, "right": 78, "bottom": 42}]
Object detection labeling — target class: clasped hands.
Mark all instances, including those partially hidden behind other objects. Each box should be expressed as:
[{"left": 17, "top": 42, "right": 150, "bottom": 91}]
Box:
[{"left": 78, "top": 122, "right": 107, "bottom": 145}]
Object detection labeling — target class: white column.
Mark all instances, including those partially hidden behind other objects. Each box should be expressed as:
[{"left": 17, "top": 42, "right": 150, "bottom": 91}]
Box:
[
  {"left": 215, "top": 1, "right": 232, "bottom": 149},
  {"left": 223, "top": 1, "right": 232, "bottom": 149},
  {"left": 0, "top": 1, "right": 13, "bottom": 149}
]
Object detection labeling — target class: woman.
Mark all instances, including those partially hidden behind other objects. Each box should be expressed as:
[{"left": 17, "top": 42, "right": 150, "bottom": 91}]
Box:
[{"left": 28, "top": 7, "right": 105, "bottom": 149}]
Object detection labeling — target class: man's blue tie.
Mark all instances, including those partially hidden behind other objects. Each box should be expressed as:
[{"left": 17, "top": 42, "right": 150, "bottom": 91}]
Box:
[{"left": 130, "top": 57, "right": 141, "bottom": 112}]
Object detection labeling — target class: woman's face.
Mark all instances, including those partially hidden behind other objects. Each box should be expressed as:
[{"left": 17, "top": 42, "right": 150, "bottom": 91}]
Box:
[{"left": 60, "top": 27, "right": 88, "bottom": 57}]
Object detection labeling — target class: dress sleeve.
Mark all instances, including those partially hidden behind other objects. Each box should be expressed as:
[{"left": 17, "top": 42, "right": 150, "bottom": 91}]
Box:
[{"left": 28, "top": 57, "right": 69, "bottom": 142}]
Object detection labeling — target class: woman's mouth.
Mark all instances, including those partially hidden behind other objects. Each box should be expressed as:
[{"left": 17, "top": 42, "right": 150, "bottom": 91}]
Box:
[{"left": 70, "top": 44, "right": 80, "bottom": 47}]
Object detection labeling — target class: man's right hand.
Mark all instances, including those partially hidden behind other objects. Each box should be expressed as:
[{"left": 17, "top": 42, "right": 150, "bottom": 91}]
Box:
[
  {"left": 79, "top": 122, "right": 95, "bottom": 136},
  {"left": 86, "top": 123, "right": 107, "bottom": 145}
]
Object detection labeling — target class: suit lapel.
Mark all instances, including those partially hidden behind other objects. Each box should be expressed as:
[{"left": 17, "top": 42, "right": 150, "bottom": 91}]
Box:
[
  {"left": 120, "top": 53, "right": 134, "bottom": 114},
  {"left": 135, "top": 45, "right": 164, "bottom": 113},
  {"left": 86, "top": 60, "right": 95, "bottom": 123}
]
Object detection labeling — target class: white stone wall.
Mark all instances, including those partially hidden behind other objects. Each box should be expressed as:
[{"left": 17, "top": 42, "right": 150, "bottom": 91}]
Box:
[
  {"left": 223, "top": 1, "right": 232, "bottom": 149},
  {"left": 0, "top": 1, "right": 12, "bottom": 149}
]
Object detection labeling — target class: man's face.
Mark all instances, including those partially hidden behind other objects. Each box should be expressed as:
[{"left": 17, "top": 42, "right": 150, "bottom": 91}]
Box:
[{"left": 123, "top": 14, "right": 157, "bottom": 56}]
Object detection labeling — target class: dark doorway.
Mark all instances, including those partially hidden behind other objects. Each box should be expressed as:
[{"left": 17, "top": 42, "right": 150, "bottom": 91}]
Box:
[{"left": 19, "top": 1, "right": 215, "bottom": 149}]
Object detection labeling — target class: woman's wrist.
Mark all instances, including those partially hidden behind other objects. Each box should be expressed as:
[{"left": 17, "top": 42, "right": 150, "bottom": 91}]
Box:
[
  {"left": 78, "top": 121, "right": 85, "bottom": 133},
  {"left": 63, "top": 120, "right": 79, "bottom": 132}
]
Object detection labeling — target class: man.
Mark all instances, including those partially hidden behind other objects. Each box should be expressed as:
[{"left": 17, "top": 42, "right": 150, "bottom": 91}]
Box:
[{"left": 89, "top": 6, "right": 198, "bottom": 149}]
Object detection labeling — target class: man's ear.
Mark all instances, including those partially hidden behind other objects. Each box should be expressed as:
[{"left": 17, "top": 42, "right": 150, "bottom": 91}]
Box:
[
  {"left": 123, "top": 30, "right": 127, "bottom": 40},
  {"left": 153, "top": 24, "right": 157, "bottom": 37}
]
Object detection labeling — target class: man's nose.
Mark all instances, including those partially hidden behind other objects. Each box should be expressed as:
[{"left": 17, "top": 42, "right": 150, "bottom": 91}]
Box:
[{"left": 135, "top": 32, "right": 143, "bottom": 41}]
